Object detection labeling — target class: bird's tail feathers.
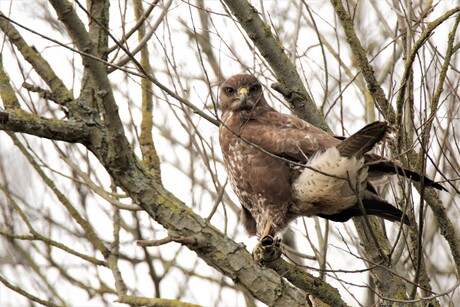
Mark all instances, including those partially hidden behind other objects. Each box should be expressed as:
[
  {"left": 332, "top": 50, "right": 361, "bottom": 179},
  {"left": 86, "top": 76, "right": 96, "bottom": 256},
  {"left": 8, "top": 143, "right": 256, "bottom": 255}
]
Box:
[
  {"left": 319, "top": 197, "right": 410, "bottom": 225},
  {"left": 368, "top": 161, "right": 446, "bottom": 191},
  {"left": 359, "top": 198, "right": 411, "bottom": 225},
  {"left": 337, "top": 121, "right": 389, "bottom": 158}
]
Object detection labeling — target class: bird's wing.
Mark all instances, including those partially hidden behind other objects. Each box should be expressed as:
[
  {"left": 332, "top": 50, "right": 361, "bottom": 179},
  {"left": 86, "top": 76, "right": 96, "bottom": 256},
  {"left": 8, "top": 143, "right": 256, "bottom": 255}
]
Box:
[
  {"left": 235, "top": 111, "right": 445, "bottom": 191},
  {"left": 238, "top": 110, "right": 340, "bottom": 162}
]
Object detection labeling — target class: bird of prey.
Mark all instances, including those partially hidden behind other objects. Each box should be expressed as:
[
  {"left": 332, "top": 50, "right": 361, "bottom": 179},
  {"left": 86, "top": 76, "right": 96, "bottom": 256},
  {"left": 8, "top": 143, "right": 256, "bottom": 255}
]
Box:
[{"left": 218, "top": 74, "right": 444, "bottom": 242}]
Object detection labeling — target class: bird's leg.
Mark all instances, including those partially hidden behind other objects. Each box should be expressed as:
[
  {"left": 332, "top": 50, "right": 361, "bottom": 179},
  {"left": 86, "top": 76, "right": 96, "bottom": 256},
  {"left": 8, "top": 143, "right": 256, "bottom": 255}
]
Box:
[{"left": 252, "top": 221, "right": 282, "bottom": 263}]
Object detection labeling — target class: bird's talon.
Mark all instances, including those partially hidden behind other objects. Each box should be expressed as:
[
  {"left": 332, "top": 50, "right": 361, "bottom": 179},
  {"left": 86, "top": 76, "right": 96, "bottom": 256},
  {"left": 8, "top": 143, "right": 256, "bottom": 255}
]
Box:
[
  {"left": 261, "top": 235, "right": 274, "bottom": 246},
  {"left": 252, "top": 236, "right": 282, "bottom": 263}
]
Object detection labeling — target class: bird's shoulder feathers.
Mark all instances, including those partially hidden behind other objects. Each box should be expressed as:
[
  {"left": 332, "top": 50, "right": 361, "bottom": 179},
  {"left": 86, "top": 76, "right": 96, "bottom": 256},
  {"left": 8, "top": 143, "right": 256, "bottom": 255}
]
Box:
[{"left": 220, "top": 107, "right": 340, "bottom": 161}]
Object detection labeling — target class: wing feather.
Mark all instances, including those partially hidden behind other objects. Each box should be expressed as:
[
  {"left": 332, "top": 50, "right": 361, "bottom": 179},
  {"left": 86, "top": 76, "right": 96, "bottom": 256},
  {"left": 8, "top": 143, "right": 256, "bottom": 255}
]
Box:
[{"left": 237, "top": 110, "right": 340, "bottom": 162}]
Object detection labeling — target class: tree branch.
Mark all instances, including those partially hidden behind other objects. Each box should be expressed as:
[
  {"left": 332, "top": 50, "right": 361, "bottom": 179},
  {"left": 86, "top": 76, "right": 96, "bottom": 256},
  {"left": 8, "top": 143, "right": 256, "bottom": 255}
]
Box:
[
  {"left": 117, "top": 295, "right": 200, "bottom": 307},
  {"left": 0, "top": 110, "right": 91, "bottom": 144},
  {"left": 49, "top": 0, "right": 132, "bottom": 172},
  {"left": 353, "top": 217, "right": 408, "bottom": 300},
  {"left": 0, "top": 55, "right": 20, "bottom": 109},
  {"left": 134, "top": 0, "right": 162, "bottom": 180},
  {"left": 0, "top": 3, "right": 316, "bottom": 303},
  {"left": 112, "top": 167, "right": 311, "bottom": 306},
  {"left": 0, "top": 12, "right": 73, "bottom": 105},
  {"left": 395, "top": 6, "right": 460, "bottom": 130},
  {"left": 330, "top": 1, "right": 413, "bottom": 299},
  {"left": 330, "top": 0, "right": 395, "bottom": 123},
  {"left": 413, "top": 10, "right": 460, "bottom": 283},
  {"left": 0, "top": 274, "right": 61, "bottom": 307},
  {"left": 264, "top": 257, "right": 348, "bottom": 306}
]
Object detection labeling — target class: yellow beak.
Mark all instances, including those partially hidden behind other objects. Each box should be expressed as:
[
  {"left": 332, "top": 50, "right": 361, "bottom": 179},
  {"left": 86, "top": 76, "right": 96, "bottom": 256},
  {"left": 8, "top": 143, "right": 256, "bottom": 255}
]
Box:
[{"left": 239, "top": 87, "right": 248, "bottom": 104}]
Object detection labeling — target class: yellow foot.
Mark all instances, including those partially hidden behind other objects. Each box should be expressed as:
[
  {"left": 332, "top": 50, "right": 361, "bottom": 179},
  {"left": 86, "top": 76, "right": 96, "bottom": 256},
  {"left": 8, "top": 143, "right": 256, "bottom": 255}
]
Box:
[{"left": 252, "top": 235, "right": 282, "bottom": 263}]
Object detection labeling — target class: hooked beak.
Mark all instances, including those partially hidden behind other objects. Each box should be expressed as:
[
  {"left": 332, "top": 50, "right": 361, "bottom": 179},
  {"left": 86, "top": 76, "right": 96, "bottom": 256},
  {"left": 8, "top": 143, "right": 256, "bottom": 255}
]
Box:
[{"left": 239, "top": 87, "right": 248, "bottom": 104}]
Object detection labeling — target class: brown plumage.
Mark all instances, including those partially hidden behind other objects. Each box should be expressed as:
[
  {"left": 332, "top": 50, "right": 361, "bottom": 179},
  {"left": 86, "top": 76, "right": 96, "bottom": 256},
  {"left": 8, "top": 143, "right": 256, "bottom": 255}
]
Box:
[{"left": 218, "top": 74, "right": 444, "bottom": 238}]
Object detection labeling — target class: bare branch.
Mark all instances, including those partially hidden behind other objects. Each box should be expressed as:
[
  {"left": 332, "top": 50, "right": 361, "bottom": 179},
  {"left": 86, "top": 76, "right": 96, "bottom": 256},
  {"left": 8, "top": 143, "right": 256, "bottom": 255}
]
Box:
[
  {"left": 0, "top": 12, "right": 73, "bottom": 105},
  {"left": 49, "top": 0, "right": 132, "bottom": 171},
  {"left": 0, "top": 110, "right": 91, "bottom": 144},
  {"left": 330, "top": 0, "right": 395, "bottom": 123}
]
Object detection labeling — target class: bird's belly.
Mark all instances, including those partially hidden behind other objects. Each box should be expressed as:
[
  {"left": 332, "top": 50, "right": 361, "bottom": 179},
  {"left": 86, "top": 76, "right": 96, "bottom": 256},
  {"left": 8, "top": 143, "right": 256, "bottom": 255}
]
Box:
[{"left": 292, "top": 147, "right": 368, "bottom": 215}]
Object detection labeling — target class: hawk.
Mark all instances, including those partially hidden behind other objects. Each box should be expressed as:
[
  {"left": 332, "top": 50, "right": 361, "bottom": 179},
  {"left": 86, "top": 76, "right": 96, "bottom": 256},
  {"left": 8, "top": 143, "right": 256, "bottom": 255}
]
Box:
[{"left": 218, "top": 74, "right": 444, "bottom": 241}]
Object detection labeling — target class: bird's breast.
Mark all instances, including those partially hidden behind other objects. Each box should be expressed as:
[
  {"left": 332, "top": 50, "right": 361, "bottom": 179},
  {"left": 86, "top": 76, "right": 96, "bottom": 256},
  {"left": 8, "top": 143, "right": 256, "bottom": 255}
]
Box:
[{"left": 219, "top": 131, "right": 292, "bottom": 207}]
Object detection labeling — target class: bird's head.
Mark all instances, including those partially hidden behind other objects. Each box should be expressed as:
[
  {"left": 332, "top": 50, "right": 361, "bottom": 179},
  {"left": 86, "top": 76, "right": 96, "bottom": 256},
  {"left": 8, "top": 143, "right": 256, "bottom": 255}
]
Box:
[{"left": 219, "top": 74, "right": 265, "bottom": 113}]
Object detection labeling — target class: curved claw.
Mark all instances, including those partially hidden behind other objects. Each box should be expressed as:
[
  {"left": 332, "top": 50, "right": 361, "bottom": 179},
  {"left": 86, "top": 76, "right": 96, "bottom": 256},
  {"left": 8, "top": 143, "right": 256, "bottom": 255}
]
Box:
[{"left": 252, "top": 235, "right": 282, "bottom": 263}]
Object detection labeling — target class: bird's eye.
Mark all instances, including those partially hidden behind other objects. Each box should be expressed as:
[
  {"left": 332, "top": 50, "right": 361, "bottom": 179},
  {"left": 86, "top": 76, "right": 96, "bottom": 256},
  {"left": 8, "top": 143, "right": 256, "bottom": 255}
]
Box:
[
  {"left": 249, "top": 84, "right": 260, "bottom": 93},
  {"left": 224, "top": 87, "right": 235, "bottom": 95}
]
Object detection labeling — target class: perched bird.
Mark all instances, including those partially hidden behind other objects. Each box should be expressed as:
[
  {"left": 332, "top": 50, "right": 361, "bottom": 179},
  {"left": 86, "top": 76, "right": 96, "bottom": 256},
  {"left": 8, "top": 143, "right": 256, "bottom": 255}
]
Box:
[{"left": 218, "top": 74, "right": 444, "bottom": 241}]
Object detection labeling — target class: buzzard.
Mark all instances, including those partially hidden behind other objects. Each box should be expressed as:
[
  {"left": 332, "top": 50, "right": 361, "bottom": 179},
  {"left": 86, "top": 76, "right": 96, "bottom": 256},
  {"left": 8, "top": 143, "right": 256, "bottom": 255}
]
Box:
[{"left": 218, "top": 74, "right": 444, "bottom": 242}]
